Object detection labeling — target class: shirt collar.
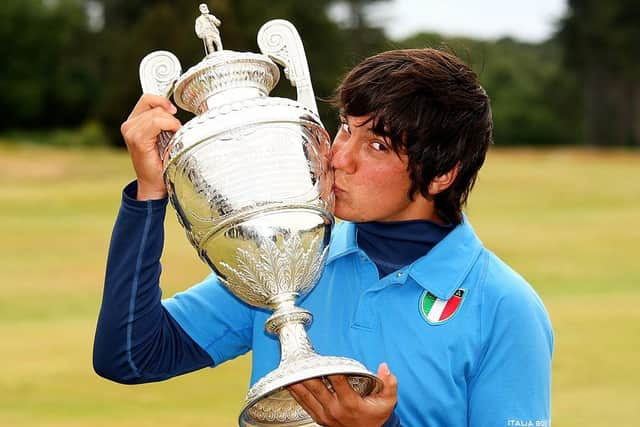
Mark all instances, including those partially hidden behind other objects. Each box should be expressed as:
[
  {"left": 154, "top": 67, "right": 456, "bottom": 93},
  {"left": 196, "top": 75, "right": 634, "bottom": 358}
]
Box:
[
  {"left": 407, "top": 217, "right": 483, "bottom": 300},
  {"left": 326, "top": 218, "right": 483, "bottom": 300},
  {"left": 327, "top": 216, "right": 482, "bottom": 300},
  {"left": 326, "top": 221, "right": 359, "bottom": 262}
]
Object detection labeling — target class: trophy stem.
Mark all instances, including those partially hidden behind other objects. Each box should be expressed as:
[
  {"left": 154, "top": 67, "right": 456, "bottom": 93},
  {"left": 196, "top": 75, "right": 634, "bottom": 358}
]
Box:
[
  {"left": 265, "top": 294, "right": 317, "bottom": 365},
  {"left": 241, "top": 294, "right": 383, "bottom": 426}
]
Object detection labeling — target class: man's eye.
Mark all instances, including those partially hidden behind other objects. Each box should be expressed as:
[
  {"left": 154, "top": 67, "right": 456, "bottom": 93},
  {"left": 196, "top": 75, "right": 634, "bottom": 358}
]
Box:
[{"left": 371, "top": 141, "right": 388, "bottom": 152}]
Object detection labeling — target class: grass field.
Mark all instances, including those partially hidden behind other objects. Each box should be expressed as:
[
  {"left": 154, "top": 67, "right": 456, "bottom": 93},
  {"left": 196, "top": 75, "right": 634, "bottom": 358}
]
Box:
[{"left": 0, "top": 143, "right": 638, "bottom": 426}]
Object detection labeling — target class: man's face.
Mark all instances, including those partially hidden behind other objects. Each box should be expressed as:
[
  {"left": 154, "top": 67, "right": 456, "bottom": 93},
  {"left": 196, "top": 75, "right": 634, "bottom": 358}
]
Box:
[{"left": 330, "top": 115, "right": 434, "bottom": 222}]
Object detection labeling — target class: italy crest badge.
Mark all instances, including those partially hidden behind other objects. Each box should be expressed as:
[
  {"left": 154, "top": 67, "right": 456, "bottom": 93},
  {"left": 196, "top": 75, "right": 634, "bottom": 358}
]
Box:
[{"left": 420, "top": 289, "right": 466, "bottom": 325}]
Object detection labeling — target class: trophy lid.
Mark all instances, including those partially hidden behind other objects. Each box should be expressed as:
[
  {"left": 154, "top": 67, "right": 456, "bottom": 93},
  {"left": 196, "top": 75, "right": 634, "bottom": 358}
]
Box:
[
  {"left": 174, "top": 51, "right": 280, "bottom": 114},
  {"left": 173, "top": 4, "right": 280, "bottom": 114}
]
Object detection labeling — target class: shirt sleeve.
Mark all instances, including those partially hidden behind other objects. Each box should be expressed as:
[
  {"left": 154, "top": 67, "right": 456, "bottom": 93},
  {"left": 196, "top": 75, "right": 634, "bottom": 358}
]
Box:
[
  {"left": 162, "top": 273, "right": 255, "bottom": 366},
  {"left": 382, "top": 411, "right": 402, "bottom": 427},
  {"left": 93, "top": 181, "right": 214, "bottom": 383},
  {"left": 468, "top": 277, "right": 554, "bottom": 427}
]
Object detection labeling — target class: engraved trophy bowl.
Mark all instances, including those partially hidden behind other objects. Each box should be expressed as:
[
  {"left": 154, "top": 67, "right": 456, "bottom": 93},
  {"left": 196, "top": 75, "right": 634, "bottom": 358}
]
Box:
[{"left": 138, "top": 5, "right": 382, "bottom": 427}]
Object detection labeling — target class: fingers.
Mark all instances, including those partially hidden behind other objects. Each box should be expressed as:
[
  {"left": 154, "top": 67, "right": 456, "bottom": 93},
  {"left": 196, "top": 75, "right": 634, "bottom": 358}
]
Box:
[
  {"left": 328, "top": 374, "right": 359, "bottom": 401},
  {"left": 118, "top": 94, "right": 181, "bottom": 201},
  {"left": 288, "top": 370, "right": 398, "bottom": 427},
  {"left": 136, "top": 108, "right": 181, "bottom": 134},
  {"left": 305, "top": 377, "right": 339, "bottom": 402},
  {"left": 375, "top": 363, "right": 398, "bottom": 402},
  {"left": 120, "top": 102, "right": 181, "bottom": 200},
  {"left": 121, "top": 107, "right": 181, "bottom": 150},
  {"left": 128, "top": 94, "right": 177, "bottom": 120},
  {"left": 288, "top": 381, "right": 328, "bottom": 422},
  {"left": 289, "top": 376, "right": 364, "bottom": 427}
]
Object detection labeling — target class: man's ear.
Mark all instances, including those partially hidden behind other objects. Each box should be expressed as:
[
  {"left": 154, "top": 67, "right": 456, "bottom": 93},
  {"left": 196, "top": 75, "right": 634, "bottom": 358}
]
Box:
[{"left": 429, "top": 163, "right": 460, "bottom": 195}]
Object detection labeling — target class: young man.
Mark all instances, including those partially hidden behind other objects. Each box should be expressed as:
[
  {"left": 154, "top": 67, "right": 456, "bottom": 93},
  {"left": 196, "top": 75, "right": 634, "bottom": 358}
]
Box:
[{"left": 95, "top": 48, "right": 553, "bottom": 427}]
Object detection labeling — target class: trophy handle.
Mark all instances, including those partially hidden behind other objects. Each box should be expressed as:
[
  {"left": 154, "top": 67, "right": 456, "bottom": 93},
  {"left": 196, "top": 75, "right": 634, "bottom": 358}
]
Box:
[
  {"left": 139, "top": 51, "right": 182, "bottom": 161},
  {"left": 257, "top": 20, "right": 319, "bottom": 115}
]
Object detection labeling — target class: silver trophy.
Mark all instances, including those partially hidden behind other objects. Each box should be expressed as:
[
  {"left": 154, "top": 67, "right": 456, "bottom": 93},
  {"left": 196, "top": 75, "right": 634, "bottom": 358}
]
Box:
[{"left": 139, "top": 4, "right": 381, "bottom": 426}]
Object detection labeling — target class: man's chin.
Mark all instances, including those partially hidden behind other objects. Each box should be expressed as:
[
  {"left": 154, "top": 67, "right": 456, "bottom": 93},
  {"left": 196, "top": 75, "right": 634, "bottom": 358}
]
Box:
[{"left": 333, "top": 208, "right": 365, "bottom": 223}]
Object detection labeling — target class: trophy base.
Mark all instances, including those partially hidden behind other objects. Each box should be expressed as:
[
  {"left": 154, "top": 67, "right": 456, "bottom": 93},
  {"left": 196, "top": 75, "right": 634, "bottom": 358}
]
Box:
[{"left": 239, "top": 354, "right": 382, "bottom": 427}]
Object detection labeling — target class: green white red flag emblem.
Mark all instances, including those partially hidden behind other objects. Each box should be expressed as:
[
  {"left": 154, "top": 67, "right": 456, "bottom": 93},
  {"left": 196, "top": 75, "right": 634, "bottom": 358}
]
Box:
[{"left": 420, "top": 289, "right": 465, "bottom": 324}]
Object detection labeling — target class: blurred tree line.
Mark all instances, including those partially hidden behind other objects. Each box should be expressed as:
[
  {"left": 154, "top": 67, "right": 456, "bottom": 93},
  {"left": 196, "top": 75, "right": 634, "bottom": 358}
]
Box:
[
  {"left": 0, "top": 0, "right": 638, "bottom": 146},
  {"left": 558, "top": 0, "right": 640, "bottom": 146}
]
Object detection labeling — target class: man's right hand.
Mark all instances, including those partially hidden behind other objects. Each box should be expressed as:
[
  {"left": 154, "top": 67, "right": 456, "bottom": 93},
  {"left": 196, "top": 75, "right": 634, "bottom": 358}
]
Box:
[{"left": 120, "top": 94, "right": 182, "bottom": 201}]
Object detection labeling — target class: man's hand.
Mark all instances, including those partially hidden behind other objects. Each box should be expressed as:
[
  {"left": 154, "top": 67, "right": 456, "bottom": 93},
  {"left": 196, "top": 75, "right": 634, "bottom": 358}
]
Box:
[
  {"left": 288, "top": 363, "right": 398, "bottom": 427},
  {"left": 120, "top": 94, "right": 181, "bottom": 200}
]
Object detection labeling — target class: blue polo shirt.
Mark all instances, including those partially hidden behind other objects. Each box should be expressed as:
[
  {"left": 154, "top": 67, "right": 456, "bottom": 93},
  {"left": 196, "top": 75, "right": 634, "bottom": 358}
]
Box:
[{"left": 164, "top": 220, "right": 553, "bottom": 427}]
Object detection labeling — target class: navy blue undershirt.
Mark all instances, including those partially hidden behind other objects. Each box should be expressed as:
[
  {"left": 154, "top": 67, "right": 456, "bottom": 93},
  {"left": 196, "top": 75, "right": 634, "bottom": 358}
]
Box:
[
  {"left": 357, "top": 220, "right": 454, "bottom": 277},
  {"left": 94, "top": 181, "right": 451, "bottom": 426},
  {"left": 94, "top": 181, "right": 213, "bottom": 384}
]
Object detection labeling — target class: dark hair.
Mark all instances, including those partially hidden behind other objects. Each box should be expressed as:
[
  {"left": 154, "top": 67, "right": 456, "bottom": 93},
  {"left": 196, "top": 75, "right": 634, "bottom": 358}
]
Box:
[{"left": 334, "top": 48, "right": 493, "bottom": 224}]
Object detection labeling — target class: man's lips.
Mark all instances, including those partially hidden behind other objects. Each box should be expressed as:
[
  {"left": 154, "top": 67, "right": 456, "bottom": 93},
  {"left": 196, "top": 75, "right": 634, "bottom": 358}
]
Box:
[{"left": 332, "top": 184, "right": 345, "bottom": 193}]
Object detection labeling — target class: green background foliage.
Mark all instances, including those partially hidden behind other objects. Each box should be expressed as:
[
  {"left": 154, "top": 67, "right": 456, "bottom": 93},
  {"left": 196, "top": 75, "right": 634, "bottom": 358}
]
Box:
[
  {"left": 1, "top": 0, "right": 639, "bottom": 145},
  {"left": 558, "top": 0, "right": 640, "bottom": 146},
  {"left": 0, "top": 0, "right": 98, "bottom": 129}
]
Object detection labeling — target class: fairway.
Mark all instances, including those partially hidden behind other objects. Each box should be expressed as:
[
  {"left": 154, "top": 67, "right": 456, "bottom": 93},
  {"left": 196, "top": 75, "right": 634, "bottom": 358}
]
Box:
[{"left": 0, "top": 144, "right": 638, "bottom": 426}]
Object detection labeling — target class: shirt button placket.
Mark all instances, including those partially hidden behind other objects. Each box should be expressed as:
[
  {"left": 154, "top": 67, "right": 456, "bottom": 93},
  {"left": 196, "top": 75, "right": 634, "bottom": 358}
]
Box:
[{"left": 353, "top": 253, "right": 378, "bottom": 330}]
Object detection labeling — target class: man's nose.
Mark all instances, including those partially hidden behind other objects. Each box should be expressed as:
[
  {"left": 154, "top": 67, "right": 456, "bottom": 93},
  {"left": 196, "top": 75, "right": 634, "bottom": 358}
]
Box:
[{"left": 330, "top": 138, "right": 356, "bottom": 173}]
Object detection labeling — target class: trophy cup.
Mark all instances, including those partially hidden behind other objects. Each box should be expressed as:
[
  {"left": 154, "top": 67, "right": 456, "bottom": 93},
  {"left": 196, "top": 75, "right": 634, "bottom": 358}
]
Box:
[{"left": 138, "top": 4, "right": 382, "bottom": 426}]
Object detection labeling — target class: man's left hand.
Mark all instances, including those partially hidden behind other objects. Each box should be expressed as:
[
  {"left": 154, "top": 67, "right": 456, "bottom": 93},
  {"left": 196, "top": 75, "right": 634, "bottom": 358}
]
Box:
[{"left": 288, "top": 362, "right": 398, "bottom": 427}]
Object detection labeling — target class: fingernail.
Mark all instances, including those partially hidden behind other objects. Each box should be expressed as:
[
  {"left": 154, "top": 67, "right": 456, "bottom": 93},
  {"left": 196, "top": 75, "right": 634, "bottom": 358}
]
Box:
[
  {"left": 169, "top": 103, "right": 177, "bottom": 114},
  {"left": 380, "top": 362, "right": 390, "bottom": 376}
]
